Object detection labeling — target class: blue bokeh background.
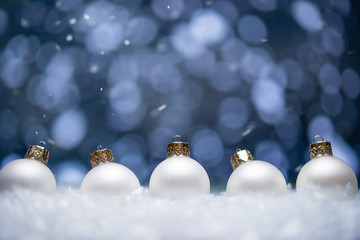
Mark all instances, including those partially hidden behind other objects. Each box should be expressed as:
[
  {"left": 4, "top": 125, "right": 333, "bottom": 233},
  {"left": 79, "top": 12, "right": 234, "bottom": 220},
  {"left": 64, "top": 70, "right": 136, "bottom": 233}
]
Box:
[{"left": 0, "top": 0, "right": 360, "bottom": 189}]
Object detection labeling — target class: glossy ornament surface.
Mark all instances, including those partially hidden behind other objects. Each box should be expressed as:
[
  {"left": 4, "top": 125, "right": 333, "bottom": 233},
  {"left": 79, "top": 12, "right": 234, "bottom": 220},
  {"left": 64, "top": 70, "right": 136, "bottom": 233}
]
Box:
[
  {"left": 149, "top": 135, "right": 210, "bottom": 199},
  {"left": 0, "top": 142, "right": 56, "bottom": 193},
  {"left": 226, "top": 149, "right": 287, "bottom": 196},
  {"left": 296, "top": 135, "right": 358, "bottom": 196},
  {"left": 80, "top": 147, "right": 140, "bottom": 196}
]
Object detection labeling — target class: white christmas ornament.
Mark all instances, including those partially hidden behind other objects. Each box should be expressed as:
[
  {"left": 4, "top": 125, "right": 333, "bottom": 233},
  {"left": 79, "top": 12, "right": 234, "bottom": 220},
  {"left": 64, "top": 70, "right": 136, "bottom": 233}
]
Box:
[
  {"left": 226, "top": 149, "right": 287, "bottom": 196},
  {"left": 0, "top": 141, "right": 57, "bottom": 193},
  {"left": 80, "top": 146, "right": 140, "bottom": 196},
  {"left": 149, "top": 135, "right": 210, "bottom": 199},
  {"left": 296, "top": 135, "right": 358, "bottom": 196}
]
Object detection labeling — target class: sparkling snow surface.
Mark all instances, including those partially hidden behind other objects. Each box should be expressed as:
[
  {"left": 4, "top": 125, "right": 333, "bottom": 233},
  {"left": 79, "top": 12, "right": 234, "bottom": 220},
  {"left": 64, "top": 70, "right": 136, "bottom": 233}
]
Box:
[{"left": 0, "top": 187, "right": 359, "bottom": 240}]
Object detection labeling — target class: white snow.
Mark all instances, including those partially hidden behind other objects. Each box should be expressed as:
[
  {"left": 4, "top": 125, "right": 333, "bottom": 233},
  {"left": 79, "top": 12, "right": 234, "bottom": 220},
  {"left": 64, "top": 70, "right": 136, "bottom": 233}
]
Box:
[{"left": 0, "top": 187, "right": 359, "bottom": 239}]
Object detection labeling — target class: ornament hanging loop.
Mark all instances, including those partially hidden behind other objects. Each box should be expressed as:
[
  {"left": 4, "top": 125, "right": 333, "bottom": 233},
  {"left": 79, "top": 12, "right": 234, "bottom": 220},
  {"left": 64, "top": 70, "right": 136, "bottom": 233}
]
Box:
[
  {"left": 97, "top": 144, "right": 103, "bottom": 150},
  {"left": 173, "top": 135, "right": 183, "bottom": 142},
  {"left": 37, "top": 141, "right": 46, "bottom": 147},
  {"left": 313, "top": 135, "right": 325, "bottom": 143}
]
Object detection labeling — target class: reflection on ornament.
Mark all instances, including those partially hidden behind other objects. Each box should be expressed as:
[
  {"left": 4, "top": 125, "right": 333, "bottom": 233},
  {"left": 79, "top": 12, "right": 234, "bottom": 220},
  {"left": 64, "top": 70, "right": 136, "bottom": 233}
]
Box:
[
  {"left": 149, "top": 135, "right": 210, "bottom": 199},
  {"left": 296, "top": 135, "right": 358, "bottom": 196},
  {"left": 80, "top": 145, "right": 141, "bottom": 196},
  {"left": 0, "top": 141, "right": 57, "bottom": 193},
  {"left": 226, "top": 148, "right": 287, "bottom": 196}
]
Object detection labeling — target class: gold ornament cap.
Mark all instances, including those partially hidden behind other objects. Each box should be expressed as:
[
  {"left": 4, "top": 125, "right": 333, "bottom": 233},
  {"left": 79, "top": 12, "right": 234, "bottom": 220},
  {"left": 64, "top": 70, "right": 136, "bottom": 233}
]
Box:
[
  {"left": 24, "top": 141, "right": 50, "bottom": 165},
  {"left": 90, "top": 145, "right": 115, "bottom": 168},
  {"left": 167, "top": 135, "right": 190, "bottom": 158},
  {"left": 231, "top": 149, "right": 254, "bottom": 170},
  {"left": 309, "top": 135, "right": 333, "bottom": 159}
]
